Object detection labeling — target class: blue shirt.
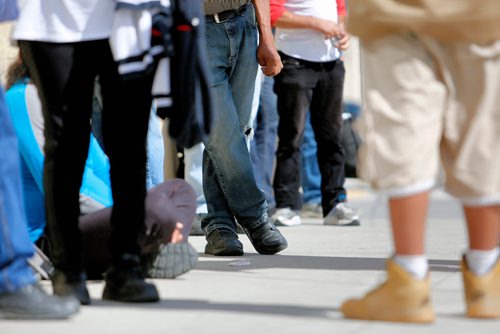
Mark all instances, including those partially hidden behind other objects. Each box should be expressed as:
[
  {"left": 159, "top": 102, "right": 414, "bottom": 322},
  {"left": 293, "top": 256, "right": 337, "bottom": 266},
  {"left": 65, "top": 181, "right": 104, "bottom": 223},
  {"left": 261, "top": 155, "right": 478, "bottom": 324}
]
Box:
[{"left": 6, "top": 80, "right": 113, "bottom": 242}]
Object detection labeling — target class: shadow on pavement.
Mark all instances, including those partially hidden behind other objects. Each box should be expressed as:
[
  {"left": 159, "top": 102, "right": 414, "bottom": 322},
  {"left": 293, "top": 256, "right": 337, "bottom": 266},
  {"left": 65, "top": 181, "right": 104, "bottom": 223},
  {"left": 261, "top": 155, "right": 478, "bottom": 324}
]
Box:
[
  {"left": 90, "top": 298, "right": 340, "bottom": 318},
  {"left": 194, "top": 255, "right": 460, "bottom": 273}
]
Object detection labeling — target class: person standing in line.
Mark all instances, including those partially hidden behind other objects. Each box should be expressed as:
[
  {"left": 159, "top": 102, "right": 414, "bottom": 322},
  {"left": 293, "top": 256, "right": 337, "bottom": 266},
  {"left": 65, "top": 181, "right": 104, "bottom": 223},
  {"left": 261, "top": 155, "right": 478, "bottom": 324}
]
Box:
[
  {"left": 201, "top": 0, "right": 288, "bottom": 256},
  {"left": 300, "top": 112, "right": 323, "bottom": 218},
  {"left": 250, "top": 74, "right": 280, "bottom": 211},
  {"left": 12, "top": 0, "right": 161, "bottom": 304},
  {"left": 0, "top": 0, "right": 80, "bottom": 319},
  {"left": 0, "top": 72, "right": 80, "bottom": 320},
  {"left": 341, "top": 0, "right": 500, "bottom": 323},
  {"left": 270, "top": 0, "right": 360, "bottom": 227},
  {"left": 188, "top": 70, "right": 262, "bottom": 236},
  {"left": 4, "top": 58, "right": 196, "bottom": 280}
]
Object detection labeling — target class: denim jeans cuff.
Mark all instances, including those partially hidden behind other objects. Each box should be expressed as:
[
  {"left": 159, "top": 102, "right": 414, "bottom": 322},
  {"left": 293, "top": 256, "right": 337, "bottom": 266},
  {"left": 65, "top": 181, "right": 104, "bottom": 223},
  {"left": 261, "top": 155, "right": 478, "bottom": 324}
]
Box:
[
  {"left": 240, "top": 211, "right": 270, "bottom": 230},
  {"left": 204, "top": 222, "right": 237, "bottom": 236}
]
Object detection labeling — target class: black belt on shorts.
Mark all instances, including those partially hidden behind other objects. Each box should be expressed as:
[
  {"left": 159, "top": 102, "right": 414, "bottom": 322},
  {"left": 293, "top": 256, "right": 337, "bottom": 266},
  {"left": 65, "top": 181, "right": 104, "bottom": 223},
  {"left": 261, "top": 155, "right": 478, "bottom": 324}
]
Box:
[{"left": 206, "top": 2, "right": 250, "bottom": 23}]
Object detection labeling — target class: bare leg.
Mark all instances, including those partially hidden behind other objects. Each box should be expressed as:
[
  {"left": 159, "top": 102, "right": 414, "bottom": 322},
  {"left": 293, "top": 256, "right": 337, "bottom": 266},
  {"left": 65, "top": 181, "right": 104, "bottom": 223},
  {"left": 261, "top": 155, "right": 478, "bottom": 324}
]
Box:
[
  {"left": 389, "top": 191, "right": 430, "bottom": 255},
  {"left": 464, "top": 205, "right": 500, "bottom": 250},
  {"left": 341, "top": 191, "right": 435, "bottom": 323},
  {"left": 462, "top": 204, "right": 500, "bottom": 318}
]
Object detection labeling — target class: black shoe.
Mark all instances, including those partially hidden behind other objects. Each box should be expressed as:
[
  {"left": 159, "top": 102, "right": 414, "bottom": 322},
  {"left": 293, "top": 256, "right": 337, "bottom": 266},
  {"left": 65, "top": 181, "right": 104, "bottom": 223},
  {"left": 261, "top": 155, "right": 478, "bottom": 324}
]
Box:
[
  {"left": 205, "top": 228, "right": 244, "bottom": 256},
  {"left": 103, "top": 254, "right": 159, "bottom": 303},
  {"left": 52, "top": 270, "right": 91, "bottom": 305},
  {"left": 0, "top": 283, "right": 80, "bottom": 319},
  {"left": 243, "top": 217, "right": 288, "bottom": 255}
]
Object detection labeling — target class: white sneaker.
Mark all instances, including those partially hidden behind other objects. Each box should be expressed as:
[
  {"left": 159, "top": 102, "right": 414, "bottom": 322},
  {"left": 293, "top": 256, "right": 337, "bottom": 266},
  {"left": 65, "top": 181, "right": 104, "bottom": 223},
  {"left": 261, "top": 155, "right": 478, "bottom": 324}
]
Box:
[
  {"left": 323, "top": 202, "right": 360, "bottom": 226},
  {"left": 272, "top": 207, "right": 301, "bottom": 226}
]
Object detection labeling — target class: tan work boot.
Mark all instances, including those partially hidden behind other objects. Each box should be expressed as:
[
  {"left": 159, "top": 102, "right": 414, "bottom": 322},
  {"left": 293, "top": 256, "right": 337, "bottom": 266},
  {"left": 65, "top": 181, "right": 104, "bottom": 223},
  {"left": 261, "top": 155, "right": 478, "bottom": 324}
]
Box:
[
  {"left": 341, "top": 259, "right": 435, "bottom": 323},
  {"left": 462, "top": 256, "right": 500, "bottom": 318}
]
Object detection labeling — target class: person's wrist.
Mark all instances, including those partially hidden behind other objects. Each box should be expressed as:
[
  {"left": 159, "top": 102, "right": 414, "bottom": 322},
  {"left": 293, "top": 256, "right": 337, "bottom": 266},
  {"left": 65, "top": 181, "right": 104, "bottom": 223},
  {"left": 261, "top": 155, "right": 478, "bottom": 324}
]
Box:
[
  {"left": 259, "top": 30, "right": 275, "bottom": 45},
  {"left": 309, "top": 17, "right": 322, "bottom": 33}
]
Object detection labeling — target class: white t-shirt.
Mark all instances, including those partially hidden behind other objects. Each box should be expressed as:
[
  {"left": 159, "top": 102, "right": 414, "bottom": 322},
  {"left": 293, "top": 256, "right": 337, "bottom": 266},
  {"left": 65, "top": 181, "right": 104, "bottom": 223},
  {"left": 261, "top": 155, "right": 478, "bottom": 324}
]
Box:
[
  {"left": 275, "top": 0, "right": 340, "bottom": 62},
  {"left": 12, "top": 0, "right": 115, "bottom": 42}
]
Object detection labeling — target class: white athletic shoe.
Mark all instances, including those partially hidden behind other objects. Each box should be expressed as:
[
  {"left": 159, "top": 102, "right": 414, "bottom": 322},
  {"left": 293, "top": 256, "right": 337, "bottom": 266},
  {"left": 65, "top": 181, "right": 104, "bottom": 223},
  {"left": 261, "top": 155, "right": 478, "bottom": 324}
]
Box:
[
  {"left": 272, "top": 207, "right": 302, "bottom": 226},
  {"left": 323, "top": 202, "right": 360, "bottom": 226}
]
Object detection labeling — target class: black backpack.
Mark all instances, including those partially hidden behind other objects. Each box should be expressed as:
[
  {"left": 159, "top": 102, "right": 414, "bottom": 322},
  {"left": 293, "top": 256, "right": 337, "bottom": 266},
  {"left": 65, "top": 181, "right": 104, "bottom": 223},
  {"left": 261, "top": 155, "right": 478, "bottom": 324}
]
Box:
[{"left": 154, "top": 0, "right": 213, "bottom": 149}]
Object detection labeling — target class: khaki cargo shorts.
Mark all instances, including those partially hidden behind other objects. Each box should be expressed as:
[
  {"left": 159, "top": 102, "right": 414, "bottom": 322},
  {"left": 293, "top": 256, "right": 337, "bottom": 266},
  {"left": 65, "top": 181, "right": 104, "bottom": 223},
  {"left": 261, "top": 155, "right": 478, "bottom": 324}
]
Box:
[{"left": 357, "top": 33, "right": 500, "bottom": 205}]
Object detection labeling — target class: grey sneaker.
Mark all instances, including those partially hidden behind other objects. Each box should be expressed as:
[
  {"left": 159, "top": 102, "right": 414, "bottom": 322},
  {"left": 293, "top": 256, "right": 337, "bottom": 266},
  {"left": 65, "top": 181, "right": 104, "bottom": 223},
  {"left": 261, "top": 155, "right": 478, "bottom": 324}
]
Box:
[
  {"left": 0, "top": 284, "right": 80, "bottom": 319},
  {"left": 272, "top": 207, "right": 301, "bottom": 226},
  {"left": 323, "top": 202, "right": 360, "bottom": 226}
]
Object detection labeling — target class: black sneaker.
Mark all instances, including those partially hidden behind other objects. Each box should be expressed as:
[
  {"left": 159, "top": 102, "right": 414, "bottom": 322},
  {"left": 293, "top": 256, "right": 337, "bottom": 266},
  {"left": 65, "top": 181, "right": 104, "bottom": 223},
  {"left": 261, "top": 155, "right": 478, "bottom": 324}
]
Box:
[
  {"left": 205, "top": 228, "right": 244, "bottom": 256},
  {"left": 52, "top": 270, "right": 91, "bottom": 305},
  {"left": 243, "top": 217, "right": 288, "bottom": 255},
  {"left": 0, "top": 283, "right": 80, "bottom": 319},
  {"left": 103, "top": 254, "right": 159, "bottom": 303}
]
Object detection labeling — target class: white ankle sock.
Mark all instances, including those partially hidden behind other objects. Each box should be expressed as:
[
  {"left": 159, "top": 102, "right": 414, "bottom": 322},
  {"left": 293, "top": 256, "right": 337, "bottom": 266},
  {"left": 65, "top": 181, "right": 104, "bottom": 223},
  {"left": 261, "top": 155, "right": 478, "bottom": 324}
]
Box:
[
  {"left": 394, "top": 255, "right": 429, "bottom": 280},
  {"left": 465, "top": 247, "right": 500, "bottom": 276}
]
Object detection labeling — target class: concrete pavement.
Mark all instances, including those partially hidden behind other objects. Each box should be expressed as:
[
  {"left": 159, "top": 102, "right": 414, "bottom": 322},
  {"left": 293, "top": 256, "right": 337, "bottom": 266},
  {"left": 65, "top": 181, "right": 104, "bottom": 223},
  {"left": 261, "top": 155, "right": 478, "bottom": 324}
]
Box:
[{"left": 1, "top": 180, "right": 498, "bottom": 333}]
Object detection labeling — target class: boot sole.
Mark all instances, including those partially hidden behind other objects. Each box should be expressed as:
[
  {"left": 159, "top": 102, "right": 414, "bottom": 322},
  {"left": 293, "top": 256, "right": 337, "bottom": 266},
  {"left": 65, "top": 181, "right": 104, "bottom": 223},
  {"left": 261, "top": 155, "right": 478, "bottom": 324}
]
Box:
[
  {"left": 243, "top": 229, "right": 288, "bottom": 255},
  {"left": 102, "top": 289, "right": 159, "bottom": 303},
  {"left": 253, "top": 242, "right": 288, "bottom": 255},
  {"left": 205, "top": 243, "right": 244, "bottom": 256},
  {"left": 0, "top": 309, "right": 79, "bottom": 320}
]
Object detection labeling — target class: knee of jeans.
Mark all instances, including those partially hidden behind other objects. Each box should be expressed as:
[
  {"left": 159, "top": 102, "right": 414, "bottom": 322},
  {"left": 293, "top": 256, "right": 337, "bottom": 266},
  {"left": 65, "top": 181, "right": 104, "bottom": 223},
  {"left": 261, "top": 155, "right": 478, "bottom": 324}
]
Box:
[{"left": 244, "top": 126, "right": 254, "bottom": 149}]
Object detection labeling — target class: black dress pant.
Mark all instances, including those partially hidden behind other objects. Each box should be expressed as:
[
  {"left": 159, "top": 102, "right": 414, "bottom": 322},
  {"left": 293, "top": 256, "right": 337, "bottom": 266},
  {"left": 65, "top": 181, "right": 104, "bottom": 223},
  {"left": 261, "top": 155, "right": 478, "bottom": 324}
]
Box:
[
  {"left": 19, "top": 40, "right": 154, "bottom": 273},
  {"left": 273, "top": 52, "right": 346, "bottom": 216}
]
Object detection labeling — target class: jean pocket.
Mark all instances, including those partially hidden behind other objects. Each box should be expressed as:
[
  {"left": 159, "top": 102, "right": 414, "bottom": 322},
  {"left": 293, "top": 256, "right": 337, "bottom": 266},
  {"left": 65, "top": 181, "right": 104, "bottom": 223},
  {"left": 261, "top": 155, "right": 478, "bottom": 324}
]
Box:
[{"left": 244, "top": 3, "right": 257, "bottom": 29}]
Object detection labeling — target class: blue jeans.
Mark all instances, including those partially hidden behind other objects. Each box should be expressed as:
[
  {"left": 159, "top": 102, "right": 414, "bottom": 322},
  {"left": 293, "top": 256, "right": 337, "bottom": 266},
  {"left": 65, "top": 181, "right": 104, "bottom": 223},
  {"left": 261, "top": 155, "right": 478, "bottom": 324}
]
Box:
[
  {"left": 185, "top": 72, "right": 260, "bottom": 215},
  {"left": 146, "top": 112, "right": 165, "bottom": 188},
  {"left": 301, "top": 112, "right": 322, "bottom": 205},
  {"left": 251, "top": 75, "right": 279, "bottom": 207},
  {"left": 202, "top": 5, "right": 268, "bottom": 234},
  {"left": 0, "top": 88, "right": 36, "bottom": 294},
  {"left": 184, "top": 142, "right": 207, "bottom": 214}
]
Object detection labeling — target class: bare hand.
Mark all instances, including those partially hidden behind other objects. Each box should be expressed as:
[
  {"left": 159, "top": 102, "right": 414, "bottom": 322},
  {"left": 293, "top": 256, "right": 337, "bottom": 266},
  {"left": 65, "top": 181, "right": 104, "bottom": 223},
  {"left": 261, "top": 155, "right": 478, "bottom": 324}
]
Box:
[
  {"left": 169, "top": 222, "right": 184, "bottom": 243},
  {"left": 257, "top": 41, "right": 283, "bottom": 77},
  {"left": 315, "top": 18, "right": 341, "bottom": 40},
  {"left": 336, "top": 22, "right": 350, "bottom": 50}
]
